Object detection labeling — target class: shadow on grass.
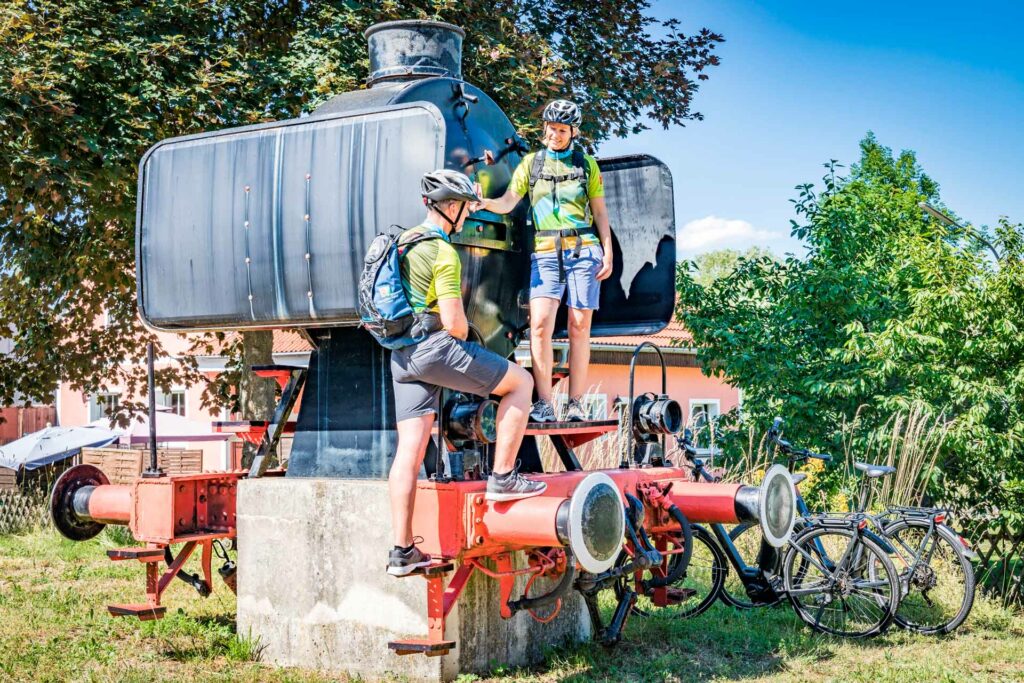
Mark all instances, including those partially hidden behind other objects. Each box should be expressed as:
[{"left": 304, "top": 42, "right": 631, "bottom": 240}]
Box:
[
  {"left": 194, "top": 613, "right": 237, "bottom": 631},
  {"left": 498, "top": 601, "right": 898, "bottom": 682}
]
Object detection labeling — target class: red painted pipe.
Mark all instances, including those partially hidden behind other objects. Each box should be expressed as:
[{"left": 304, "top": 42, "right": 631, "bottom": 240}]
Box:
[
  {"left": 666, "top": 481, "right": 746, "bottom": 524},
  {"left": 72, "top": 484, "right": 131, "bottom": 525},
  {"left": 480, "top": 496, "right": 564, "bottom": 547}
]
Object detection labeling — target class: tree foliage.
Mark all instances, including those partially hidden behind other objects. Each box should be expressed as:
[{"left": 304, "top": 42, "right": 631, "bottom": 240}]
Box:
[
  {"left": 0, "top": 1, "right": 722, "bottom": 414},
  {"left": 677, "top": 134, "right": 1024, "bottom": 528},
  {"left": 690, "top": 246, "right": 776, "bottom": 288}
]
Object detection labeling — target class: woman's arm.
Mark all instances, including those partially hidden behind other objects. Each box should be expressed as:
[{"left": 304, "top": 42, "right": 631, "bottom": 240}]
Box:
[
  {"left": 477, "top": 187, "right": 524, "bottom": 215},
  {"left": 591, "top": 196, "right": 614, "bottom": 281}
]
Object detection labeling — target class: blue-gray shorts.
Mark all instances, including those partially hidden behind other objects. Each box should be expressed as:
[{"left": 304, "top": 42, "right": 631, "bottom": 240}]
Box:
[
  {"left": 390, "top": 331, "right": 510, "bottom": 422},
  {"left": 530, "top": 244, "right": 603, "bottom": 310}
]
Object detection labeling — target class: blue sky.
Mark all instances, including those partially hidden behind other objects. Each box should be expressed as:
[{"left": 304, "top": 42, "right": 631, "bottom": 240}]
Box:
[{"left": 597, "top": 1, "right": 1024, "bottom": 259}]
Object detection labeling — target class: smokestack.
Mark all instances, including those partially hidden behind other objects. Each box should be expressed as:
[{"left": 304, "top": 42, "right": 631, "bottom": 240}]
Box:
[{"left": 364, "top": 20, "right": 465, "bottom": 88}]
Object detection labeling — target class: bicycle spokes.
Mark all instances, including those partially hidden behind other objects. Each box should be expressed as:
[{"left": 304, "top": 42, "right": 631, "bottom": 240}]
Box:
[{"left": 784, "top": 526, "right": 898, "bottom": 638}]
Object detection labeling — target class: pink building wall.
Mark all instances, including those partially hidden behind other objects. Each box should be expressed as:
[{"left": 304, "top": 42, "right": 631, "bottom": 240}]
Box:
[
  {"left": 57, "top": 331, "right": 230, "bottom": 472},
  {"left": 551, "top": 362, "right": 740, "bottom": 423}
]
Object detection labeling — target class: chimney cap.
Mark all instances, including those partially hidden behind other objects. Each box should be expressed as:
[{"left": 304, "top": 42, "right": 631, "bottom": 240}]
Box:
[
  {"left": 364, "top": 19, "right": 466, "bottom": 40},
  {"left": 364, "top": 20, "right": 466, "bottom": 87}
]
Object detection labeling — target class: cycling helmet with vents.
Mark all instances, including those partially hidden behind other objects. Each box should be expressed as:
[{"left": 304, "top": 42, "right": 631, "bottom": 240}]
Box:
[{"left": 542, "top": 99, "right": 582, "bottom": 127}]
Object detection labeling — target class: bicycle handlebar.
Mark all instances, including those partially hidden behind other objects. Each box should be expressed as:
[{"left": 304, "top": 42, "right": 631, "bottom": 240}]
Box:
[{"left": 767, "top": 418, "right": 832, "bottom": 463}]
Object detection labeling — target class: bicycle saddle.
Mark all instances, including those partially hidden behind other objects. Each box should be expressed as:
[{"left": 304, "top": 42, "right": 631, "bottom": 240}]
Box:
[
  {"left": 790, "top": 472, "right": 808, "bottom": 486},
  {"left": 854, "top": 461, "right": 897, "bottom": 478}
]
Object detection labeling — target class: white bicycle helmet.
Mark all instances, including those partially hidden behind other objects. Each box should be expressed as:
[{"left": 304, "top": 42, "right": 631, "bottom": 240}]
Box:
[
  {"left": 421, "top": 169, "right": 479, "bottom": 204},
  {"left": 542, "top": 99, "right": 582, "bottom": 127}
]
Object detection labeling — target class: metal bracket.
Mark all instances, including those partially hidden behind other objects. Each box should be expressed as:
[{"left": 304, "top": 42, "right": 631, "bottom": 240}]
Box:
[{"left": 246, "top": 365, "right": 307, "bottom": 478}]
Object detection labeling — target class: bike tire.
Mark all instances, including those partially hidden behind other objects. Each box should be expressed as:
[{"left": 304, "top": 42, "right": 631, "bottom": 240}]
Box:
[
  {"left": 784, "top": 524, "right": 899, "bottom": 638},
  {"left": 720, "top": 522, "right": 783, "bottom": 609},
  {"left": 612, "top": 525, "right": 727, "bottom": 619},
  {"left": 881, "top": 518, "right": 976, "bottom": 635}
]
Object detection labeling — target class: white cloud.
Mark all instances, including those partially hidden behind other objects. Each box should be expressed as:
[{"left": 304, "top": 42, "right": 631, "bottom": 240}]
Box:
[{"left": 678, "top": 215, "right": 783, "bottom": 253}]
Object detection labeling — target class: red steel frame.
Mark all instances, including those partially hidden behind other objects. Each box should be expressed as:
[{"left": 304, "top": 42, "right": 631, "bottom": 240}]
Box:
[{"left": 389, "top": 465, "right": 749, "bottom": 655}]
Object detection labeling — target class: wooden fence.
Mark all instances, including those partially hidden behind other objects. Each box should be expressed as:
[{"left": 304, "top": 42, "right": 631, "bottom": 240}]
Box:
[
  {"left": 0, "top": 406, "right": 57, "bottom": 445},
  {"left": 969, "top": 519, "right": 1024, "bottom": 604},
  {"left": 82, "top": 447, "right": 203, "bottom": 484}
]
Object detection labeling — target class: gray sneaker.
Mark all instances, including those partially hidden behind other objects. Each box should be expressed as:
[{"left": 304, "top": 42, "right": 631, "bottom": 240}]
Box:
[
  {"left": 564, "top": 397, "right": 587, "bottom": 422},
  {"left": 530, "top": 399, "right": 557, "bottom": 423},
  {"left": 486, "top": 469, "right": 548, "bottom": 502},
  {"left": 387, "top": 542, "right": 432, "bottom": 577}
]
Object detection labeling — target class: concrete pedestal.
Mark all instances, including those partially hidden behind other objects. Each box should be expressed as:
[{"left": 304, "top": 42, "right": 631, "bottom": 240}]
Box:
[{"left": 236, "top": 478, "right": 591, "bottom": 682}]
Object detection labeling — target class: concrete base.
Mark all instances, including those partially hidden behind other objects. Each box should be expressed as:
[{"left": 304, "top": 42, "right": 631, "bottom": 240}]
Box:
[{"left": 237, "top": 478, "right": 591, "bottom": 682}]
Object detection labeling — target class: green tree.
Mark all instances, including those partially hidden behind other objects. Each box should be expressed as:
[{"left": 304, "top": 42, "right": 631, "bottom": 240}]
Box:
[
  {"left": 0, "top": 1, "right": 723, "bottom": 418},
  {"left": 677, "top": 133, "right": 1024, "bottom": 531},
  {"left": 690, "top": 246, "right": 776, "bottom": 288}
]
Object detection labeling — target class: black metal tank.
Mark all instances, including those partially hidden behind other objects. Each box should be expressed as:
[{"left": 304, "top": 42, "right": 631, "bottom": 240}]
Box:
[{"left": 134, "top": 20, "right": 678, "bottom": 477}]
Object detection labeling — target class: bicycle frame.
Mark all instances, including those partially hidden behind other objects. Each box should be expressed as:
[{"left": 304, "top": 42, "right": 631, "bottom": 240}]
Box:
[{"left": 689, "top": 457, "right": 783, "bottom": 603}]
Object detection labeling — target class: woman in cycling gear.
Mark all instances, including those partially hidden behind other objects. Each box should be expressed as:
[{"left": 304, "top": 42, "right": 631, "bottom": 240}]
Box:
[{"left": 478, "top": 99, "right": 613, "bottom": 422}]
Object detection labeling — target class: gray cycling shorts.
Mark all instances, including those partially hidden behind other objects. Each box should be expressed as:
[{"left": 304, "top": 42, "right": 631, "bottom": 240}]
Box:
[{"left": 390, "top": 331, "right": 510, "bottom": 422}]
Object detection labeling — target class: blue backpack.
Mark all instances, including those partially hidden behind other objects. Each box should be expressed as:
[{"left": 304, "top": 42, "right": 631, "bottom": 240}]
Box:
[{"left": 358, "top": 228, "right": 442, "bottom": 349}]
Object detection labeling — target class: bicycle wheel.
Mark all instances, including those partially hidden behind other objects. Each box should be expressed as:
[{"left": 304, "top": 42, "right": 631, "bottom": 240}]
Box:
[
  {"left": 720, "top": 522, "right": 783, "bottom": 609},
  {"left": 613, "top": 525, "right": 727, "bottom": 619},
  {"left": 784, "top": 525, "right": 899, "bottom": 638},
  {"left": 882, "top": 519, "right": 976, "bottom": 635}
]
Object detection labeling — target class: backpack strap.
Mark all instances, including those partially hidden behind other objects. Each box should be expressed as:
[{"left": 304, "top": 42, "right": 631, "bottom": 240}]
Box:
[
  {"left": 572, "top": 148, "right": 589, "bottom": 201},
  {"left": 528, "top": 149, "right": 547, "bottom": 192},
  {"left": 396, "top": 229, "right": 442, "bottom": 252}
]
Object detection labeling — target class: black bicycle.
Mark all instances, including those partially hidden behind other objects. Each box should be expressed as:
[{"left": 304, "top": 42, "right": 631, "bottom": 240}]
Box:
[
  {"left": 849, "top": 461, "right": 978, "bottom": 635},
  {"left": 677, "top": 428, "right": 901, "bottom": 638},
  {"left": 733, "top": 418, "right": 977, "bottom": 635}
]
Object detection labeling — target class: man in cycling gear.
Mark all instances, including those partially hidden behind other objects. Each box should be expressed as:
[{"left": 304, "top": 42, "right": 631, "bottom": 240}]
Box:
[
  {"left": 478, "top": 99, "right": 613, "bottom": 423},
  {"left": 387, "top": 169, "right": 546, "bottom": 577}
]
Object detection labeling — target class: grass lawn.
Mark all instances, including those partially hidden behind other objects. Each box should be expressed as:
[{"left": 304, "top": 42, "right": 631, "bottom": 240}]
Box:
[{"left": 1, "top": 528, "right": 1022, "bottom": 682}]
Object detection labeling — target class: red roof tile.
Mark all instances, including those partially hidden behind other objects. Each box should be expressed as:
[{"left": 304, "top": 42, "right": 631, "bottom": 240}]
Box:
[
  {"left": 590, "top": 318, "right": 694, "bottom": 349},
  {"left": 271, "top": 330, "right": 313, "bottom": 353},
  {"left": 190, "top": 329, "right": 313, "bottom": 357}
]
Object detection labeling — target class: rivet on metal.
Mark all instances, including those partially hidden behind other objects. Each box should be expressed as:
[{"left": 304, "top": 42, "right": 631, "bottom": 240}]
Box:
[
  {"left": 303, "top": 172, "right": 317, "bottom": 318},
  {"left": 242, "top": 185, "right": 256, "bottom": 320}
]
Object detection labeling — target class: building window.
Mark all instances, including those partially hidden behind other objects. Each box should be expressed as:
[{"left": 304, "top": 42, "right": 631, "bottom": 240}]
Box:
[
  {"left": 88, "top": 392, "right": 121, "bottom": 422},
  {"left": 156, "top": 389, "right": 187, "bottom": 417},
  {"left": 689, "top": 399, "right": 721, "bottom": 455},
  {"left": 553, "top": 393, "right": 608, "bottom": 420}
]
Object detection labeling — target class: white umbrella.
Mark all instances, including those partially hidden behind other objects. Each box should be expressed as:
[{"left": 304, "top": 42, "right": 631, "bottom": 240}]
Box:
[
  {"left": 90, "top": 408, "right": 230, "bottom": 444},
  {"left": 0, "top": 425, "right": 121, "bottom": 471}
]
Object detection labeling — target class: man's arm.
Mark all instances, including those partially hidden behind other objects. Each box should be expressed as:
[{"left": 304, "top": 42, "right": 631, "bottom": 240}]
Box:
[
  {"left": 438, "top": 298, "right": 468, "bottom": 340},
  {"left": 433, "top": 244, "right": 468, "bottom": 340},
  {"left": 591, "top": 196, "right": 614, "bottom": 281}
]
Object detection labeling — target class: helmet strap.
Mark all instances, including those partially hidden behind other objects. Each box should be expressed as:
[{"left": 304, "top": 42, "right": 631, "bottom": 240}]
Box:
[{"left": 428, "top": 200, "right": 466, "bottom": 232}]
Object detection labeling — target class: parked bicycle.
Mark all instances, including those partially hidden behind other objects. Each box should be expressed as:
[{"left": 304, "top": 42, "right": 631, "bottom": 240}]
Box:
[
  {"left": 849, "top": 459, "right": 978, "bottom": 634},
  {"left": 730, "top": 418, "right": 977, "bottom": 635},
  {"left": 632, "top": 429, "right": 901, "bottom": 638}
]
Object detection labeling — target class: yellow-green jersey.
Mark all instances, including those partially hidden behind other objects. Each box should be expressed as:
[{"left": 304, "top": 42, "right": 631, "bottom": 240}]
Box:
[
  {"left": 510, "top": 147, "right": 604, "bottom": 254},
  {"left": 398, "top": 222, "right": 462, "bottom": 315}
]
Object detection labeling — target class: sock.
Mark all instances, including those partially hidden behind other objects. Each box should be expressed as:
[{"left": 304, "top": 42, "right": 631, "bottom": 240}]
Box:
[
  {"left": 492, "top": 469, "right": 513, "bottom": 480},
  {"left": 394, "top": 543, "right": 415, "bottom": 553}
]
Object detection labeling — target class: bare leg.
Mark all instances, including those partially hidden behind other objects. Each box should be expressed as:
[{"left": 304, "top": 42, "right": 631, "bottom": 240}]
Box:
[
  {"left": 388, "top": 413, "right": 435, "bottom": 547},
  {"left": 529, "top": 297, "right": 560, "bottom": 403},
  {"left": 489, "top": 363, "right": 534, "bottom": 474},
  {"left": 567, "top": 307, "right": 594, "bottom": 400}
]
